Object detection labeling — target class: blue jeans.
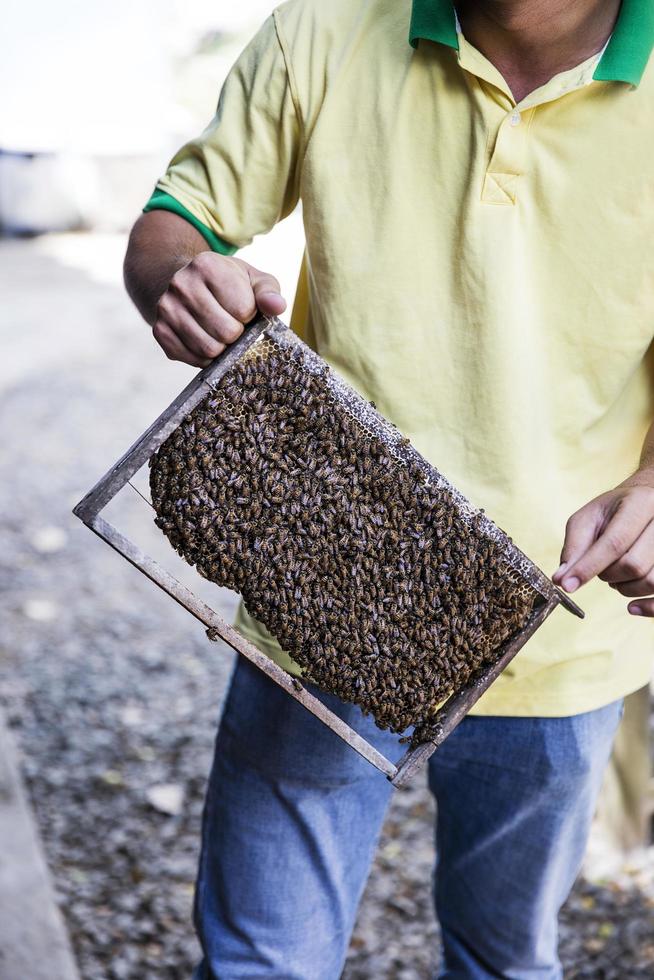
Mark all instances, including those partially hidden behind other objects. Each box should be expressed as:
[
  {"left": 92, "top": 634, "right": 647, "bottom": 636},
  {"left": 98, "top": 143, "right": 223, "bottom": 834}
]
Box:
[{"left": 192, "top": 658, "right": 623, "bottom": 980}]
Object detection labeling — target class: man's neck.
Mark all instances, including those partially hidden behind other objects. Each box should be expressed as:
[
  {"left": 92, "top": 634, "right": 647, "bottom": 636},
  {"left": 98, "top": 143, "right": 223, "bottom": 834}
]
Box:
[{"left": 456, "top": 0, "right": 622, "bottom": 102}]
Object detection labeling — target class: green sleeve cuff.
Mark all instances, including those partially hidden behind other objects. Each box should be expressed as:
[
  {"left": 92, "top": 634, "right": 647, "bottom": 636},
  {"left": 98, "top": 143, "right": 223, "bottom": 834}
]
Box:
[{"left": 143, "top": 189, "right": 238, "bottom": 255}]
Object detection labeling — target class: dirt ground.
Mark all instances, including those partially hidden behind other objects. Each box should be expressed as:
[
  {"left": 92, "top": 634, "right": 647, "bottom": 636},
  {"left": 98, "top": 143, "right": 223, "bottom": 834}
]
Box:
[{"left": 2, "top": 232, "right": 654, "bottom": 979}]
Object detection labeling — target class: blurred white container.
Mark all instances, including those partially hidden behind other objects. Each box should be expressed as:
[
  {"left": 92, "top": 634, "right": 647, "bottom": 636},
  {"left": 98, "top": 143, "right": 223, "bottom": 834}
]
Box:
[
  {"left": 0, "top": 147, "right": 185, "bottom": 234},
  {"left": 0, "top": 151, "right": 97, "bottom": 234}
]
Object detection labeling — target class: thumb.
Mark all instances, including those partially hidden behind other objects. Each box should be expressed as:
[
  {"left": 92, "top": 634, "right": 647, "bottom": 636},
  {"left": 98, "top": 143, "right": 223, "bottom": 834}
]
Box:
[
  {"left": 248, "top": 266, "right": 287, "bottom": 317},
  {"left": 552, "top": 498, "right": 606, "bottom": 584}
]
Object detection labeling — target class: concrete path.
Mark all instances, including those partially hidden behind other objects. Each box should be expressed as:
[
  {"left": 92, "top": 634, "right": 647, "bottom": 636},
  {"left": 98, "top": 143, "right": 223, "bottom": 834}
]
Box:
[{"left": 0, "top": 709, "right": 79, "bottom": 980}]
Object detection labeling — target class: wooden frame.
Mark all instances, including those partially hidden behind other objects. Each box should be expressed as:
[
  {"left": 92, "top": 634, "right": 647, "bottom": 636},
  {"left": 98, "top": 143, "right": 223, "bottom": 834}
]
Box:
[{"left": 73, "top": 315, "right": 583, "bottom": 787}]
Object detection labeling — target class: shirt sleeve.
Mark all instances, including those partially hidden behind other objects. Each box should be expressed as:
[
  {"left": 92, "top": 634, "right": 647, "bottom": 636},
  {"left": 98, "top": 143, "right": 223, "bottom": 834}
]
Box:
[{"left": 143, "top": 12, "right": 302, "bottom": 253}]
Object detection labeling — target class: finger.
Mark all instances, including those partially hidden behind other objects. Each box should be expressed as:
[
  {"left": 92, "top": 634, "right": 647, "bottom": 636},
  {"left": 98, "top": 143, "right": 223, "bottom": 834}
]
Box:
[
  {"left": 152, "top": 320, "right": 211, "bottom": 368},
  {"left": 626, "top": 597, "right": 654, "bottom": 617},
  {"left": 552, "top": 500, "right": 605, "bottom": 585},
  {"left": 161, "top": 305, "right": 226, "bottom": 361},
  {"left": 173, "top": 281, "right": 244, "bottom": 345},
  {"left": 560, "top": 504, "right": 646, "bottom": 593},
  {"left": 612, "top": 572, "right": 654, "bottom": 597},
  {"left": 196, "top": 255, "right": 285, "bottom": 321},
  {"left": 201, "top": 261, "right": 258, "bottom": 323},
  {"left": 248, "top": 266, "right": 287, "bottom": 317},
  {"left": 599, "top": 518, "right": 654, "bottom": 584}
]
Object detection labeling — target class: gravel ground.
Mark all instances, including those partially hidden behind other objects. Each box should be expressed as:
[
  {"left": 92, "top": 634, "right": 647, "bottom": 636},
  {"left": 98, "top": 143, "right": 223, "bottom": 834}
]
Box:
[{"left": 2, "top": 234, "right": 654, "bottom": 979}]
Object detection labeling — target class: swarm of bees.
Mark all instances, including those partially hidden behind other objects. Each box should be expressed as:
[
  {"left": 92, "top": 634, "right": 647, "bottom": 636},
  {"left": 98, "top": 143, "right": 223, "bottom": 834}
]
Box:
[{"left": 150, "top": 342, "right": 539, "bottom": 745}]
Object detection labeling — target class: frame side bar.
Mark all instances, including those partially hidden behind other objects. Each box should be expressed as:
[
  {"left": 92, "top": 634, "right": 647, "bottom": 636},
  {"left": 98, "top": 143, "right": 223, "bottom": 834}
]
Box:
[
  {"left": 87, "top": 514, "right": 398, "bottom": 781},
  {"left": 391, "top": 594, "right": 560, "bottom": 786},
  {"left": 553, "top": 587, "right": 584, "bottom": 619},
  {"left": 73, "top": 317, "right": 273, "bottom": 523}
]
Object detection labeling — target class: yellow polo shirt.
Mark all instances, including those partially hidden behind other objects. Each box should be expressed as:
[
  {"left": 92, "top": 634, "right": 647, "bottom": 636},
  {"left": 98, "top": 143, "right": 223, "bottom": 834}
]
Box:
[{"left": 144, "top": 0, "right": 654, "bottom": 716}]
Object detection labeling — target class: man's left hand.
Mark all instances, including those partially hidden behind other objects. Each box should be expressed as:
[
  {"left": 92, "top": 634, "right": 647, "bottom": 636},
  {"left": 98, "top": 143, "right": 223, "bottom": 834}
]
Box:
[{"left": 552, "top": 472, "right": 654, "bottom": 617}]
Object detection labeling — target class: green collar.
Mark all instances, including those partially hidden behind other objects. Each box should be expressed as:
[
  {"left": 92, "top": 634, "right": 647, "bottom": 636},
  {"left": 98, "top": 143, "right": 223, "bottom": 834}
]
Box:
[{"left": 408, "top": 0, "right": 654, "bottom": 86}]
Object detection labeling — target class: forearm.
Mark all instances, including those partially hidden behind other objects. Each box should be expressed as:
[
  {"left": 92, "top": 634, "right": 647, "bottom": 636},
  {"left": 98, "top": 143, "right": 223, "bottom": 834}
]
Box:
[
  {"left": 123, "top": 210, "right": 209, "bottom": 325},
  {"left": 636, "top": 419, "right": 654, "bottom": 477},
  {"left": 612, "top": 420, "right": 654, "bottom": 489}
]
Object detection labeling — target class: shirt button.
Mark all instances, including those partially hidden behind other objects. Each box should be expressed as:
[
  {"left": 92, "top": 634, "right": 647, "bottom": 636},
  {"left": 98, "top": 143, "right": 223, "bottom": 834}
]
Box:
[{"left": 509, "top": 109, "right": 521, "bottom": 126}]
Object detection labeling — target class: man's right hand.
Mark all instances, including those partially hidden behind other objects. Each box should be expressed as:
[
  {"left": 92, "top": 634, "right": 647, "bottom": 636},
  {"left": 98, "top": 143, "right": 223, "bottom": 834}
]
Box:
[
  {"left": 153, "top": 253, "right": 286, "bottom": 367},
  {"left": 124, "top": 210, "right": 286, "bottom": 368}
]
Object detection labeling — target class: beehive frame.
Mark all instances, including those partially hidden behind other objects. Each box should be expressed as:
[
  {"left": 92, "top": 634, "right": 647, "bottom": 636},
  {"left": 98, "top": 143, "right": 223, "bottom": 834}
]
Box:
[{"left": 73, "top": 315, "right": 583, "bottom": 787}]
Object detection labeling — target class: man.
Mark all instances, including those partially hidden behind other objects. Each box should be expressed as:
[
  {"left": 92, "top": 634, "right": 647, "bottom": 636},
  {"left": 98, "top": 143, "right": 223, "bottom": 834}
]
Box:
[{"left": 124, "top": 0, "right": 654, "bottom": 976}]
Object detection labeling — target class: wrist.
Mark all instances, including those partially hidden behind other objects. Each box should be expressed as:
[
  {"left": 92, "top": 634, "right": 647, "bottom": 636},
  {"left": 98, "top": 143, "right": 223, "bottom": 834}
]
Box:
[{"left": 621, "top": 464, "right": 654, "bottom": 490}]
